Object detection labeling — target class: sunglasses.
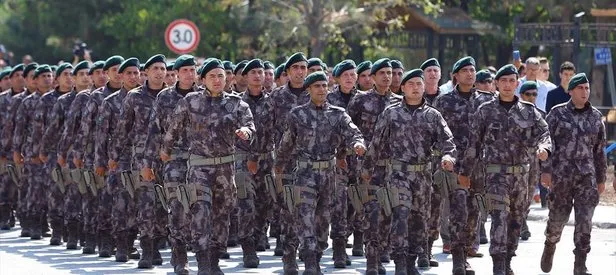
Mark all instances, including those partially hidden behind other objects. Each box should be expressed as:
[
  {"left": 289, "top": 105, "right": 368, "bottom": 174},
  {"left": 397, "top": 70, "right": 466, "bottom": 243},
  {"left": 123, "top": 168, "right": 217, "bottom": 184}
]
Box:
[{"left": 522, "top": 92, "right": 538, "bottom": 97}]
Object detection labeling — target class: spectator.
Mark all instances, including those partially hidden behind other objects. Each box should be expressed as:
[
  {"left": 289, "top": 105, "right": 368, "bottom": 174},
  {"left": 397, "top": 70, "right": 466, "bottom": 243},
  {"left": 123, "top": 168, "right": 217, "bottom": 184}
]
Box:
[
  {"left": 538, "top": 57, "right": 557, "bottom": 90},
  {"left": 516, "top": 57, "right": 550, "bottom": 111},
  {"left": 518, "top": 64, "right": 526, "bottom": 79},
  {"left": 545, "top": 61, "right": 576, "bottom": 113},
  {"left": 22, "top": 54, "right": 33, "bottom": 65}
]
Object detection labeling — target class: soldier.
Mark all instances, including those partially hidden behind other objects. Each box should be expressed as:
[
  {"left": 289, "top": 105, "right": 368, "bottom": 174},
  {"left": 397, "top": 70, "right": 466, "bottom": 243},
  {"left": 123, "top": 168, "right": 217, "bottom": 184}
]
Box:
[
  {"left": 13, "top": 65, "right": 54, "bottom": 240},
  {"left": 263, "top": 61, "right": 276, "bottom": 91},
  {"left": 356, "top": 61, "right": 373, "bottom": 91},
  {"left": 540, "top": 73, "right": 606, "bottom": 275},
  {"left": 0, "top": 64, "right": 26, "bottom": 230},
  {"left": 389, "top": 60, "right": 404, "bottom": 95},
  {"left": 0, "top": 68, "right": 10, "bottom": 91},
  {"left": 276, "top": 71, "right": 366, "bottom": 274},
  {"left": 269, "top": 52, "right": 310, "bottom": 273},
  {"left": 326, "top": 59, "right": 360, "bottom": 268},
  {"left": 3, "top": 63, "right": 36, "bottom": 237},
  {"left": 463, "top": 64, "right": 551, "bottom": 275},
  {"left": 142, "top": 54, "right": 198, "bottom": 275},
  {"left": 274, "top": 63, "right": 288, "bottom": 89},
  {"left": 421, "top": 58, "right": 441, "bottom": 105},
  {"left": 110, "top": 54, "right": 167, "bottom": 268},
  {"left": 223, "top": 60, "right": 235, "bottom": 93},
  {"left": 362, "top": 68, "right": 456, "bottom": 275},
  {"left": 72, "top": 56, "right": 123, "bottom": 257},
  {"left": 432, "top": 56, "right": 496, "bottom": 275},
  {"left": 232, "top": 60, "right": 248, "bottom": 94},
  {"left": 160, "top": 58, "right": 255, "bottom": 274},
  {"left": 41, "top": 61, "right": 90, "bottom": 250},
  {"left": 347, "top": 58, "right": 401, "bottom": 274},
  {"left": 165, "top": 62, "right": 178, "bottom": 87},
  {"left": 32, "top": 63, "right": 74, "bottom": 246},
  {"left": 88, "top": 61, "right": 107, "bottom": 89},
  {"left": 139, "top": 64, "right": 148, "bottom": 85},
  {"left": 307, "top": 58, "right": 326, "bottom": 74},
  {"left": 96, "top": 57, "right": 142, "bottom": 262},
  {"left": 475, "top": 70, "right": 494, "bottom": 93}
]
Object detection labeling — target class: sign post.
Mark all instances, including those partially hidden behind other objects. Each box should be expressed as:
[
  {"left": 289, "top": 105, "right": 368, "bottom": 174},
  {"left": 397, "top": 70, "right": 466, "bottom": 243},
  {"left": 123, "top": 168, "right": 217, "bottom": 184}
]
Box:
[
  {"left": 594, "top": 48, "right": 615, "bottom": 106},
  {"left": 165, "top": 19, "right": 200, "bottom": 55}
]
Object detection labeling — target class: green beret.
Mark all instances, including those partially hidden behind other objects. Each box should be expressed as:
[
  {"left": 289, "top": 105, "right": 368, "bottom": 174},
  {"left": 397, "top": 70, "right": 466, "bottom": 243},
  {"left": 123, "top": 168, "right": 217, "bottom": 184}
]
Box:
[
  {"left": 242, "top": 59, "right": 264, "bottom": 76},
  {"left": 50, "top": 65, "right": 58, "bottom": 73},
  {"left": 452, "top": 56, "right": 475, "bottom": 74},
  {"left": 567, "top": 73, "right": 589, "bottom": 91},
  {"left": 199, "top": 58, "right": 224, "bottom": 78},
  {"left": 333, "top": 60, "right": 356, "bottom": 77},
  {"left": 72, "top": 61, "right": 90, "bottom": 75},
  {"left": 303, "top": 71, "right": 328, "bottom": 89},
  {"left": 284, "top": 52, "right": 308, "bottom": 71},
  {"left": 23, "top": 63, "right": 39, "bottom": 77},
  {"left": 0, "top": 68, "right": 11, "bottom": 79},
  {"left": 420, "top": 58, "right": 440, "bottom": 70},
  {"left": 88, "top": 61, "right": 105, "bottom": 75},
  {"left": 144, "top": 54, "right": 166, "bottom": 70},
  {"left": 494, "top": 64, "right": 518, "bottom": 80},
  {"left": 370, "top": 58, "right": 392, "bottom": 75},
  {"left": 263, "top": 61, "right": 275, "bottom": 70},
  {"left": 118, "top": 57, "right": 140, "bottom": 73},
  {"left": 519, "top": 81, "right": 538, "bottom": 94},
  {"left": 34, "top": 65, "right": 52, "bottom": 78},
  {"left": 475, "top": 69, "right": 493, "bottom": 82},
  {"left": 104, "top": 55, "right": 125, "bottom": 71},
  {"left": 56, "top": 63, "right": 73, "bottom": 78},
  {"left": 391, "top": 60, "right": 404, "bottom": 70},
  {"left": 233, "top": 60, "right": 248, "bottom": 75},
  {"left": 166, "top": 62, "right": 174, "bottom": 71},
  {"left": 173, "top": 54, "right": 196, "bottom": 70},
  {"left": 401, "top": 69, "right": 424, "bottom": 86},
  {"left": 356, "top": 61, "right": 372, "bottom": 75},
  {"left": 222, "top": 61, "right": 234, "bottom": 71},
  {"left": 307, "top": 57, "right": 325, "bottom": 70},
  {"left": 274, "top": 63, "right": 285, "bottom": 80},
  {"left": 9, "top": 64, "right": 24, "bottom": 78}
]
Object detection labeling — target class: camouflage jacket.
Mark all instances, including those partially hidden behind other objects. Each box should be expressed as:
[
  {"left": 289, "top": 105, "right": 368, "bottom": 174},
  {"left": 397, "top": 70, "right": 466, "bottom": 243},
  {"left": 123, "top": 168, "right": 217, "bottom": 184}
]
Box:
[
  {"left": 162, "top": 90, "right": 255, "bottom": 157},
  {"left": 58, "top": 89, "right": 92, "bottom": 160},
  {"left": 0, "top": 88, "right": 27, "bottom": 158},
  {"left": 12, "top": 91, "right": 45, "bottom": 158},
  {"left": 270, "top": 84, "right": 311, "bottom": 144},
  {"left": 94, "top": 87, "right": 130, "bottom": 168},
  {"left": 346, "top": 88, "right": 402, "bottom": 143},
  {"left": 326, "top": 85, "right": 362, "bottom": 110},
  {"left": 32, "top": 90, "right": 66, "bottom": 156},
  {"left": 236, "top": 90, "right": 276, "bottom": 161},
  {"left": 41, "top": 90, "right": 77, "bottom": 156}
]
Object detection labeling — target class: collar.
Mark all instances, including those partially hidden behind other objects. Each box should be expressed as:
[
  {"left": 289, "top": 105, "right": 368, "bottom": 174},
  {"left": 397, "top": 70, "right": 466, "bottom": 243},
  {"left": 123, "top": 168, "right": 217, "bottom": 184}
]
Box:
[
  {"left": 309, "top": 100, "right": 329, "bottom": 110},
  {"left": 402, "top": 97, "right": 427, "bottom": 111},
  {"left": 566, "top": 100, "right": 591, "bottom": 111}
]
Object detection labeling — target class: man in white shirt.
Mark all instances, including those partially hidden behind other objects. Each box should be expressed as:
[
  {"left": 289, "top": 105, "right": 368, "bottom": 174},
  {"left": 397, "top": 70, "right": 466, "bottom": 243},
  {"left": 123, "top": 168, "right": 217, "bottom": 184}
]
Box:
[
  {"left": 516, "top": 57, "right": 549, "bottom": 112},
  {"left": 538, "top": 57, "right": 557, "bottom": 91}
]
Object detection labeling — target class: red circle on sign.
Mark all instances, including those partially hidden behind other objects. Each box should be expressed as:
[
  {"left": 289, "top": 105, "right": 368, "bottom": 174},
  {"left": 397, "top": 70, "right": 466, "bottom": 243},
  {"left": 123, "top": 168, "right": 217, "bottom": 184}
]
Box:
[{"left": 165, "top": 19, "right": 200, "bottom": 54}]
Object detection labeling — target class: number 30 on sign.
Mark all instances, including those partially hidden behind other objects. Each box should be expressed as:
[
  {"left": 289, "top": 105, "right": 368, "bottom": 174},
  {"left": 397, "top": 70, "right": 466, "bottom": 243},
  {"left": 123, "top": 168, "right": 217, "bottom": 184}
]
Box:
[{"left": 165, "top": 19, "right": 200, "bottom": 54}]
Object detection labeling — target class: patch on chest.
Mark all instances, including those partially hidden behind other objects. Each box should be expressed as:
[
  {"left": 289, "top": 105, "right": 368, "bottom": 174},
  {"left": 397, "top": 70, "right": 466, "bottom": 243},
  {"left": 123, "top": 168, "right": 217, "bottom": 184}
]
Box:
[{"left": 225, "top": 102, "right": 235, "bottom": 113}]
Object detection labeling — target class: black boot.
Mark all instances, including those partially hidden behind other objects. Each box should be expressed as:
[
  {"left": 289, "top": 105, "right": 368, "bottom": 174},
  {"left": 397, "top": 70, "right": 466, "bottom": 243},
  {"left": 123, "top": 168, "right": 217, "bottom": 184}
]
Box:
[
  {"left": 0, "top": 205, "right": 10, "bottom": 230},
  {"left": 138, "top": 237, "right": 154, "bottom": 269},
  {"left": 220, "top": 249, "right": 230, "bottom": 259},
  {"left": 82, "top": 233, "right": 97, "bottom": 254},
  {"left": 302, "top": 250, "right": 318, "bottom": 275},
  {"left": 520, "top": 220, "right": 530, "bottom": 241},
  {"left": 19, "top": 216, "right": 31, "bottom": 237},
  {"left": 115, "top": 233, "right": 129, "bottom": 262},
  {"left": 152, "top": 237, "right": 163, "bottom": 265},
  {"left": 352, "top": 230, "right": 364, "bottom": 256},
  {"left": 196, "top": 250, "right": 210, "bottom": 275},
  {"left": 227, "top": 218, "right": 238, "bottom": 247},
  {"left": 66, "top": 221, "right": 79, "bottom": 250},
  {"left": 29, "top": 214, "right": 43, "bottom": 240},
  {"left": 365, "top": 246, "right": 379, "bottom": 275},
  {"left": 128, "top": 230, "right": 140, "bottom": 260},
  {"left": 274, "top": 236, "right": 284, "bottom": 256},
  {"left": 427, "top": 239, "right": 439, "bottom": 267},
  {"left": 210, "top": 250, "right": 224, "bottom": 275},
  {"left": 505, "top": 254, "right": 514, "bottom": 275},
  {"left": 79, "top": 225, "right": 86, "bottom": 247},
  {"left": 452, "top": 247, "right": 466, "bottom": 275},
  {"left": 49, "top": 220, "right": 63, "bottom": 245},
  {"left": 540, "top": 242, "right": 556, "bottom": 273},
  {"left": 241, "top": 238, "right": 260, "bottom": 268},
  {"left": 333, "top": 238, "right": 347, "bottom": 268},
  {"left": 256, "top": 233, "right": 267, "bottom": 251},
  {"left": 394, "top": 255, "right": 408, "bottom": 275},
  {"left": 98, "top": 230, "right": 112, "bottom": 258},
  {"left": 41, "top": 213, "right": 51, "bottom": 237},
  {"left": 406, "top": 255, "right": 421, "bottom": 275},
  {"left": 492, "top": 254, "right": 506, "bottom": 275},
  {"left": 480, "top": 223, "right": 488, "bottom": 244},
  {"left": 173, "top": 245, "right": 190, "bottom": 275},
  {"left": 283, "top": 249, "right": 299, "bottom": 275},
  {"left": 417, "top": 252, "right": 430, "bottom": 270},
  {"left": 573, "top": 251, "right": 591, "bottom": 275}
]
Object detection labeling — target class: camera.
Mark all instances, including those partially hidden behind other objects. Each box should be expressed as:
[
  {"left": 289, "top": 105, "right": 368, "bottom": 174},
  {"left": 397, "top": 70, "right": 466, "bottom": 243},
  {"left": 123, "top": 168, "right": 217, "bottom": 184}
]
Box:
[{"left": 73, "top": 42, "right": 88, "bottom": 57}]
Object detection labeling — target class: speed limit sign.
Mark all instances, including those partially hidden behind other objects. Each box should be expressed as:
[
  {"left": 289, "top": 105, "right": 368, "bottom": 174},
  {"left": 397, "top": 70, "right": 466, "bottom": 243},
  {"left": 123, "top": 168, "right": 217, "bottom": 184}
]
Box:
[{"left": 165, "top": 19, "right": 200, "bottom": 54}]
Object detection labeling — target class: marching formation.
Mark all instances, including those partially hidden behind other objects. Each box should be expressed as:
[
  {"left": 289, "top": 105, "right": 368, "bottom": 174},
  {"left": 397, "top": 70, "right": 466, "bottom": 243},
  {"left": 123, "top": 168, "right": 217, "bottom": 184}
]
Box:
[{"left": 0, "top": 52, "right": 607, "bottom": 275}]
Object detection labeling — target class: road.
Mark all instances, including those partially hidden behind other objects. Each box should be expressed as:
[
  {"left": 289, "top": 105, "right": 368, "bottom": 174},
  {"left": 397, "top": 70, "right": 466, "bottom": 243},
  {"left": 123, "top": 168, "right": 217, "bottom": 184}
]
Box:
[{"left": 1, "top": 220, "right": 615, "bottom": 274}]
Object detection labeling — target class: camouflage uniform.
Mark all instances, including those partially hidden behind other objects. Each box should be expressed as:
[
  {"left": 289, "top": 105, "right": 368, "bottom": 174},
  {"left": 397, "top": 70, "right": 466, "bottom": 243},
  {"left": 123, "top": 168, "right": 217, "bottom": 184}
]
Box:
[
  {"left": 112, "top": 83, "right": 167, "bottom": 263},
  {"left": 13, "top": 91, "right": 47, "bottom": 238},
  {"left": 96, "top": 87, "right": 136, "bottom": 259},
  {"left": 144, "top": 83, "right": 199, "bottom": 271},
  {"left": 2, "top": 88, "right": 31, "bottom": 234},
  {"left": 346, "top": 88, "right": 401, "bottom": 268},
  {"left": 276, "top": 100, "right": 364, "bottom": 273},
  {"left": 463, "top": 96, "right": 551, "bottom": 270},
  {"left": 432, "top": 86, "right": 495, "bottom": 259},
  {"left": 541, "top": 101, "right": 605, "bottom": 269},
  {"left": 521, "top": 108, "right": 546, "bottom": 238},
  {"left": 363, "top": 99, "right": 456, "bottom": 272},
  {"left": 73, "top": 84, "right": 117, "bottom": 256},
  {"left": 41, "top": 88, "right": 81, "bottom": 247},
  {"left": 270, "top": 84, "right": 310, "bottom": 259},
  {"left": 161, "top": 89, "right": 255, "bottom": 271},
  {"left": 0, "top": 87, "right": 26, "bottom": 228}
]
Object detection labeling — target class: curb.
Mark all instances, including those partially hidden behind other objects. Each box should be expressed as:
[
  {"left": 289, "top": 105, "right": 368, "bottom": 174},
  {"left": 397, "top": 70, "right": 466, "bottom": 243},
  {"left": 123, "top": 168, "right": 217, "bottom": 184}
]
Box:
[{"left": 526, "top": 212, "right": 616, "bottom": 229}]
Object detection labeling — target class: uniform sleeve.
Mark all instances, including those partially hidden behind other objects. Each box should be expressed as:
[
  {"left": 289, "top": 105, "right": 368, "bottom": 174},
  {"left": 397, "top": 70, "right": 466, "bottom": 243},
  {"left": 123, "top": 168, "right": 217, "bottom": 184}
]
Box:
[
  {"left": 238, "top": 100, "right": 256, "bottom": 140},
  {"left": 162, "top": 98, "right": 189, "bottom": 155},
  {"left": 94, "top": 101, "right": 111, "bottom": 168},
  {"left": 143, "top": 100, "right": 163, "bottom": 169},
  {"left": 41, "top": 100, "right": 64, "bottom": 156},
  {"left": 339, "top": 112, "right": 364, "bottom": 154},
  {"left": 460, "top": 107, "right": 486, "bottom": 176},
  {"left": 540, "top": 110, "right": 557, "bottom": 174},
  {"left": 112, "top": 95, "right": 135, "bottom": 162},
  {"left": 594, "top": 120, "right": 608, "bottom": 184},
  {"left": 58, "top": 97, "right": 81, "bottom": 159},
  {"left": 274, "top": 111, "right": 297, "bottom": 168},
  {"left": 11, "top": 99, "right": 26, "bottom": 154},
  {"left": 362, "top": 110, "right": 391, "bottom": 175},
  {"left": 434, "top": 111, "right": 456, "bottom": 164},
  {"left": 30, "top": 100, "right": 46, "bottom": 156},
  {"left": 532, "top": 108, "right": 552, "bottom": 154},
  {"left": 2, "top": 99, "right": 19, "bottom": 156}
]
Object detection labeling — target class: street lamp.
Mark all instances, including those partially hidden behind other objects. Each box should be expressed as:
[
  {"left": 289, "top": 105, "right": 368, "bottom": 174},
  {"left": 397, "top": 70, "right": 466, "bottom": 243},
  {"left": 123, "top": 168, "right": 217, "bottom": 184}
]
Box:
[{"left": 573, "top": 12, "right": 585, "bottom": 66}]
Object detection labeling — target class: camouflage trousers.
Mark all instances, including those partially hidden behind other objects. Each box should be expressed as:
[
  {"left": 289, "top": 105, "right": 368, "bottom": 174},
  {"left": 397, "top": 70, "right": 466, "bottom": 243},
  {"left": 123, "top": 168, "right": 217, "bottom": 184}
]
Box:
[
  {"left": 63, "top": 183, "right": 82, "bottom": 224},
  {"left": 330, "top": 163, "right": 350, "bottom": 240},
  {"left": 235, "top": 157, "right": 273, "bottom": 244},
  {"left": 522, "top": 157, "right": 540, "bottom": 233},
  {"left": 45, "top": 161, "right": 65, "bottom": 227},
  {"left": 544, "top": 169, "right": 599, "bottom": 254},
  {"left": 485, "top": 171, "right": 528, "bottom": 256},
  {"left": 189, "top": 163, "right": 234, "bottom": 254},
  {"left": 293, "top": 165, "right": 334, "bottom": 253},
  {"left": 164, "top": 161, "right": 191, "bottom": 248},
  {"left": 110, "top": 168, "right": 137, "bottom": 235},
  {"left": 279, "top": 162, "right": 299, "bottom": 258},
  {"left": 96, "top": 172, "right": 114, "bottom": 234},
  {"left": 363, "top": 166, "right": 388, "bottom": 257},
  {"left": 0, "top": 172, "right": 16, "bottom": 208},
  {"left": 81, "top": 189, "right": 98, "bottom": 234},
  {"left": 26, "top": 162, "right": 47, "bottom": 218},
  {"left": 427, "top": 182, "right": 442, "bottom": 242},
  {"left": 389, "top": 170, "right": 431, "bottom": 260},
  {"left": 464, "top": 168, "right": 485, "bottom": 251},
  {"left": 135, "top": 184, "right": 167, "bottom": 239},
  {"left": 448, "top": 187, "right": 469, "bottom": 249},
  {"left": 16, "top": 167, "right": 30, "bottom": 223}
]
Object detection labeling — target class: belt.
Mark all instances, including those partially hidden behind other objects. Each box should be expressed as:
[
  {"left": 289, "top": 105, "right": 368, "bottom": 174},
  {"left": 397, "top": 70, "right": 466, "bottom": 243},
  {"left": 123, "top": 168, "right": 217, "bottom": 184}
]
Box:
[
  {"left": 188, "top": 154, "right": 235, "bottom": 166},
  {"left": 169, "top": 151, "right": 190, "bottom": 161},
  {"left": 296, "top": 159, "right": 335, "bottom": 170},
  {"left": 235, "top": 152, "right": 273, "bottom": 161},
  {"left": 389, "top": 160, "right": 430, "bottom": 172},
  {"left": 485, "top": 164, "right": 529, "bottom": 174}
]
